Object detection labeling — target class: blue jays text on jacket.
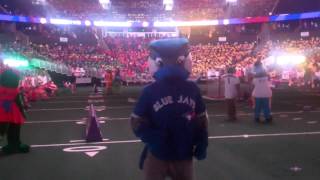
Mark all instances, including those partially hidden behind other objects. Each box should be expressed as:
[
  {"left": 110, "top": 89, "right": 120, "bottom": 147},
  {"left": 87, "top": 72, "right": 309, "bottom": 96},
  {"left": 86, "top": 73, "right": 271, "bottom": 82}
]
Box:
[{"left": 133, "top": 79, "right": 207, "bottom": 161}]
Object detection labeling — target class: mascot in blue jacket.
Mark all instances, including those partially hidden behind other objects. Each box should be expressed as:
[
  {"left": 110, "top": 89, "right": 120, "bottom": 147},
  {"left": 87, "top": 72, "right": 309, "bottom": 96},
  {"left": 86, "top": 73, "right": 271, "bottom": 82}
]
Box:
[{"left": 131, "top": 38, "right": 208, "bottom": 180}]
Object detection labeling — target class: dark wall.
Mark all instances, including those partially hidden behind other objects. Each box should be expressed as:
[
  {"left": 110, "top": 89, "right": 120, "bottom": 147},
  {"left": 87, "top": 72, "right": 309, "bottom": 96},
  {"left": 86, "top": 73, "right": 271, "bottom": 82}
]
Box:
[{"left": 275, "top": 0, "right": 320, "bottom": 14}]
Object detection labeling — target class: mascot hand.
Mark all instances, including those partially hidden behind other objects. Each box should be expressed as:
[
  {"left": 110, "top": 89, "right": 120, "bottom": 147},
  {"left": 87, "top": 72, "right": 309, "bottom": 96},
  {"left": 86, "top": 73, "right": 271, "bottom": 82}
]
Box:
[
  {"left": 2, "top": 101, "right": 13, "bottom": 113},
  {"left": 194, "top": 145, "right": 207, "bottom": 160}
]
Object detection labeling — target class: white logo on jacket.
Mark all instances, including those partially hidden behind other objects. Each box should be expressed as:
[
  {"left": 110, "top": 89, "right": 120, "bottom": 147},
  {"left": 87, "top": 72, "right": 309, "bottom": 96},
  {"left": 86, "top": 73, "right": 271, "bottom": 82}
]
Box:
[{"left": 153, "top": 95, "right": 195, "bottom": 112}]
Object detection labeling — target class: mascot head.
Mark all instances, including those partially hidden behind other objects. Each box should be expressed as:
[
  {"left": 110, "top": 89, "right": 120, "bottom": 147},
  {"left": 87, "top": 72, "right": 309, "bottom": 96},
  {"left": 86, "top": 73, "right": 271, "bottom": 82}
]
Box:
[
  {"left": 252, "top": 60, "right": 267, "bottom": 77},
  {"left": 226, "top": 67, "right": 236, "bottom": 74},
  {"left": 148, "top": 38, "right": 192, "bottom": 80},
  {"left": 0, "top": 68, "right": 20, "bottom": 88}
]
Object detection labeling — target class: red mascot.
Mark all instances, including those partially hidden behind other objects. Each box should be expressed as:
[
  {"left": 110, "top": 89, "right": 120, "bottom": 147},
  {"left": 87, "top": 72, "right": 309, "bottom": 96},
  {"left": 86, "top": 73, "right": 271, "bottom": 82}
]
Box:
[{"left": 0, "top": 68, "right": 30, "bottom": 154}]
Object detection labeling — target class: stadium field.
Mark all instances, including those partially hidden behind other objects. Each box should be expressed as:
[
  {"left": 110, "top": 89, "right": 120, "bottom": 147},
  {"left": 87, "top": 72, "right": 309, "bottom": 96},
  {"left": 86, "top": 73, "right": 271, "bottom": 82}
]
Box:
[{"left": 1, "top": 86, "right": 320, "bottom": 180}]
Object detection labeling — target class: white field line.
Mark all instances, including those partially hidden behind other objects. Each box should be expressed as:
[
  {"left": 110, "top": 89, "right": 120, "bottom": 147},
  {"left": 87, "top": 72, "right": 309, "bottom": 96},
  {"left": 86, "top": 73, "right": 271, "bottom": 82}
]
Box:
[
  {"left": 28, "top": 106, "right": 133, "bottom": 112},
  {"left": 3, "top": 131, "right": 320, "bottom": 149},
  {"left": 25, "top": 119, "right": 81, "bottom": 124},
  {"left": 51, "top": 94, "right": 122, "bottom": 99},
  {"left": 25, "top": 117, "right": 130, "bottom": 124},
  {"left": 26, "top": 104, "right": 317, "bottom": 112},
  {"left": 24, "top": 110, "right": 319, "bottom": 124},
  {"left": 40, "top": 99, "right": 129, "bottom": 104},
  {"left": 53, "top": 95, "right": 98, "bottom": 98},
  {"left": 39, "top": 100, "right": 100, "bottom": 104},
  {"left": 28, "top": 107, "right": 84, "bottom": 111},
  {"left": 69, "top": 139, "right": 110, "bottom": 143}
]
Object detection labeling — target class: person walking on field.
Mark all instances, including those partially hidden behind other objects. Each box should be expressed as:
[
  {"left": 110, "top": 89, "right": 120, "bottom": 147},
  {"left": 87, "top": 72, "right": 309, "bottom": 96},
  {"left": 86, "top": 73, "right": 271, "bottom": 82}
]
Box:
[
  {"left": 70, "top": 73, "right": 77, "bottom": 94},
  {"left": 104, "top": 70, "right": 113, "bottom": 94},
  {"left": 223, "top": 67, "right": 240, "bottom": 121}
]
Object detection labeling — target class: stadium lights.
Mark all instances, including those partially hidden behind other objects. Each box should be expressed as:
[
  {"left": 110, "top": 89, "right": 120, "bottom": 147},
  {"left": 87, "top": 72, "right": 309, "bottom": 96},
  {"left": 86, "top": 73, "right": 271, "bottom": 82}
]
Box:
[
  {"left": 50, "top": 18, "right": 72, "bottom": 25},
  {"left": 72, "top": 20, "right": 82, "bottom": 25},
  {"left": 265, "top": 54, "right": 306, "bottom": 66},
  {"left": 154, "top": 20, "right": 219, "bottom": 27},
  {"left": 226, "top": 0, "right": 237, "bottom": 3},
  {"left": 2, "top": 10, "right": 320, "bottom": 28},
  {"left": 93, "top": 21, "right": 132, "bottom": 27},
  {"left": 32, "top": 0, "right": 46, "bottom": 5},
  {"left": 223, "top": 19, "right": 230, "bottom": 25},
  {"left": 165, "top": 5, "right": 173, "bottom": 11},
  {"left": 163, "top": 0, "right": 173, "bottom": 11},
  {"left": 154, "top": 21, "right": 176, "bottom": 27},
  {"left": 276, "top": 55, "right": 306, "bottom": 66},
  {"left": 99, "top": 0, "right": 110, "bottom": 3},
  {"left": 3, "top": 58, "right": 29, "bottom": 68},
  {"left": 84, "top": 20, "right": 92, "bottom": 26},
  {"left": 142, "top": 21, "right": 149, "bottom": 27},
  {"left": 99, "top": 0, "right": 111, "bottom": 9},
  {"left": 39, "top": 18, "right": 47, "bottom": 24},
  {"left": 163, "top": 0, "right": 173, "bottom": 5},
  {"left": 50, "top": 18, "right": 82, "bottom": 25}
]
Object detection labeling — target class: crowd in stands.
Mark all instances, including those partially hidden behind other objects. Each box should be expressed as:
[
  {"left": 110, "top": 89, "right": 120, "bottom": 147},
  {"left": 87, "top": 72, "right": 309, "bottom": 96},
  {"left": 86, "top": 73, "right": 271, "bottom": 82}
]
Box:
[
  {"left": 1, "top": 23, "right": 320, "bottom": 86},
  {"left": 2, "top": 35, "right": 320, "bottom": 79},
  {"left": 171, "top": 0, "right": 224, "bottom": 20},
  {"left": 191, "top": 42, "right": 256, "bottom": 76},
  {"left": 103, "top": 36, "right": 150, "bottom": 80},
  {"left": 1, "top": 1, "right": 320, "bottom": 108}
]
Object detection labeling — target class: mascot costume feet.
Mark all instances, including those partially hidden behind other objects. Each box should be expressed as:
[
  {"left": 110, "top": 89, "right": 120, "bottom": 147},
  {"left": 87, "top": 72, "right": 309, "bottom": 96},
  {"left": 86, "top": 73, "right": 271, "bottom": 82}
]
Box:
[{"left": 0, "top": 68, "right": 30, "bottom": 154}]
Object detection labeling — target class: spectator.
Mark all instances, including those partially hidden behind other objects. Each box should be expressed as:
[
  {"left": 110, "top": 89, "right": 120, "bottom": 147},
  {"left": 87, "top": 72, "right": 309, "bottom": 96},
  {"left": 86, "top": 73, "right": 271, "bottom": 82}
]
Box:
[{"left": 222, "top": 67, "right": 240, "bottom": 121}]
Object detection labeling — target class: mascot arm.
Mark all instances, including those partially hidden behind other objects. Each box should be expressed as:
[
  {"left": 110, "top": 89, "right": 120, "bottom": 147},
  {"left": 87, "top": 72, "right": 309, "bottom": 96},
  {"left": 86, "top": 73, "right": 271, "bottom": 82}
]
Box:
[
  {"left": 130, "top": 113, "right": 149, "bottom": 139},
  {"left": 130, "top": 114, "right": 162, "bottom": 144},
  {"left": 194, "top": 112, "right": 209, "bottom": 160},
  {"left": 130, "top": 114, "right": 159, "bottom": 143},
  {"left": 131, "top": 88, "right": 163, "bottom": 144},
  {"left": 15, "top": 93, "right": 27, "bottom": 118}
]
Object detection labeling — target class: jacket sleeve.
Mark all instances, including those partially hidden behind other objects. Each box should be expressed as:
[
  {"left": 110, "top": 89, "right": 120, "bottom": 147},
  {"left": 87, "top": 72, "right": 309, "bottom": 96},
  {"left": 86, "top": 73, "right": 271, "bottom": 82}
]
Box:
[
  {"left": 193, "top": 88, "right": 209, "bottom": 160},
  {"left": 15, "top": 93, "right": 27, "bottom": 118},
  {"left": 130, "top": 87, "right": 161, "bottom": 144}
]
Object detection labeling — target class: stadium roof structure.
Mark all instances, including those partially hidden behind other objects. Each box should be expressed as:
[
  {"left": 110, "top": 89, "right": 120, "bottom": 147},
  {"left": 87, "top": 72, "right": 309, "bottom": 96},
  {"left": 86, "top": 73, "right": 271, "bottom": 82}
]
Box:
[
  {"left": 0, "top": 11, "right": 319, "bottom": 28},
  {"left": 1, "top": 0, "right": 320, "bottom": 20},
  {"left": 0, "top": 0, "right": 320, "bottom": 29}
]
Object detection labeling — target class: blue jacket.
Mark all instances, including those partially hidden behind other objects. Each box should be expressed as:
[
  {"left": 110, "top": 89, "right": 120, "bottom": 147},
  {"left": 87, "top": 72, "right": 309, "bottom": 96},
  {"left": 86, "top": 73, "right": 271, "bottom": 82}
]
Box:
[{"left": 133, "top": 67, "right": 208, "bottom": 162}]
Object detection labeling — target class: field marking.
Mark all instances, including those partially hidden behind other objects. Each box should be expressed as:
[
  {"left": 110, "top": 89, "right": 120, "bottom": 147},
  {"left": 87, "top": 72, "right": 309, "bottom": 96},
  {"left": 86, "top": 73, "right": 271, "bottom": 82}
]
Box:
[
  {"left": 28, "top": 106, "right": 133, "bottom": 112},
  {"left": 208, "top": 131, "right": 320, "bottom": 139},
  {"left": 26, "top": 105, "right": 314, "bottom": 113},
  {"left": 293, "top": 117, "right": 303, "bottom": 121},
  {"left": 35, "top": 99, "right": 130, "bottom": 104},
  {"left": 2, "top": 131, "right": 319, "bottom": 149},
  {"left": 38, "top": 100, "right": 91, "bottom": 104},
  {"left": 25, "top": 117, "right": 130, "bottom": 124},
  {"left": 69, "top": 139, "right": 110, "bottom": 143},
  {"left": 38, "top": 100, "right": 104, "bottom": 104},
  {"left": 52, "top": 95, "right": 124, "bottom": 99},
  {"left": 53, "top": 95, "right": 98, "bottom": 98},
  {"left": 26, "top": 119, "right": 81, "bottom": 124},
  {"left": 25, "top": 110, "right": 320, "bottom": 124},
  {"left": 307, "top": 121, "right": 318, "bottom": 124},
  {"left": 28, "top": 107, "right": 85, "bottom": 111}
]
